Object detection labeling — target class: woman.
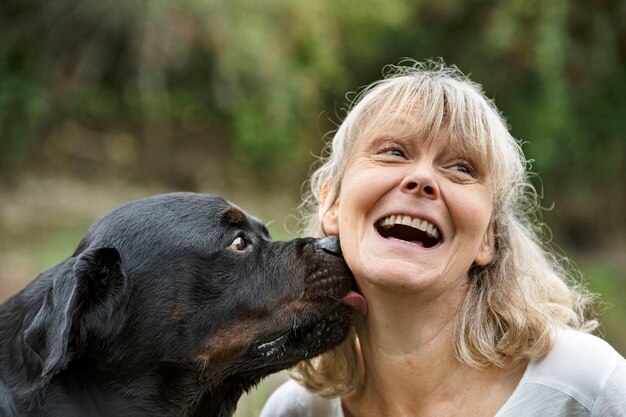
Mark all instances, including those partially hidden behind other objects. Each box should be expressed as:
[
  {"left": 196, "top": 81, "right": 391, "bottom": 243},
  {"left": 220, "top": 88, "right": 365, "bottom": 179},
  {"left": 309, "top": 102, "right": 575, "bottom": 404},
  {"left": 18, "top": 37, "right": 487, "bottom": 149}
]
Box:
[{"left": 260, "top": 60, "right": 626, "bottom": 416}]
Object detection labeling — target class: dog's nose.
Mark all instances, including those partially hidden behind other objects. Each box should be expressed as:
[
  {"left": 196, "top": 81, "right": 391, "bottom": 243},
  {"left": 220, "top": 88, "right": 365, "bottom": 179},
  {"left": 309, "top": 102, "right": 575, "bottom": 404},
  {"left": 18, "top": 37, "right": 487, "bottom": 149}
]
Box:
[{"left": 316, "top": 236, "right": 342, "bottom": 256}]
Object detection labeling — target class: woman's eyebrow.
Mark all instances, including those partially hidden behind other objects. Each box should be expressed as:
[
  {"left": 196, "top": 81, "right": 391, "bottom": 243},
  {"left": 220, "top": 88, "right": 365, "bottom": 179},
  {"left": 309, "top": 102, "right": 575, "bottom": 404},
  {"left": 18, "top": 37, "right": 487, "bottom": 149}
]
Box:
[{"left": 365, "top": 117, "right": 416, "bottom": 139}]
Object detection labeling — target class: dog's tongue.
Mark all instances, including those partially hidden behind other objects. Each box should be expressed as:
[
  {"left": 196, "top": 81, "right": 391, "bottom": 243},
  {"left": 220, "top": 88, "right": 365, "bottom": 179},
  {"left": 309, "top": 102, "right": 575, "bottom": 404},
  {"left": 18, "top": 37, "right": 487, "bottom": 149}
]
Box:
[{"left": 342, "top": 290, "right": 368, "bottom": 315}]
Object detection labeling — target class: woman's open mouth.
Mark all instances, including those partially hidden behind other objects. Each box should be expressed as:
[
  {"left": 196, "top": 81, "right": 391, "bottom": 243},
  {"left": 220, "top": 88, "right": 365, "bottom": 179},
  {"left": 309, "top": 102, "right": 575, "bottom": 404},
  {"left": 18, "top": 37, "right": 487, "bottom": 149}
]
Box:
[{"left": 375, "top": 215, "right": 442, "bottom": 248}]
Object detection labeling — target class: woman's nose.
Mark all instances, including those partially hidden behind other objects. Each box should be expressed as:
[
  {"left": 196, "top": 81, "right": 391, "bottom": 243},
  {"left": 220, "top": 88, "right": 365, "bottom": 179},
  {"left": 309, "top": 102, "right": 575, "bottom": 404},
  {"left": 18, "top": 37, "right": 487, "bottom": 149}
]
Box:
[{"left": 400, "top": 166, "right": 439, "bottom": 199}]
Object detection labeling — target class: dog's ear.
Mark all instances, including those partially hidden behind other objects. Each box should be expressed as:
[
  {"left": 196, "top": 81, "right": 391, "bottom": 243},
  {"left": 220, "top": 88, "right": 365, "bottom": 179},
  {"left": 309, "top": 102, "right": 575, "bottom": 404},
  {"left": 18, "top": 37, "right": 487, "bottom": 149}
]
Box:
[
  {"left": 23, "top": 247, "right": 127, "bottom": 377},
  {"left": 72, "top": 247, "right": 128, "bottom": 340},
  {"left": 23, "top": 264, "right": 78, "bottom": 377}
]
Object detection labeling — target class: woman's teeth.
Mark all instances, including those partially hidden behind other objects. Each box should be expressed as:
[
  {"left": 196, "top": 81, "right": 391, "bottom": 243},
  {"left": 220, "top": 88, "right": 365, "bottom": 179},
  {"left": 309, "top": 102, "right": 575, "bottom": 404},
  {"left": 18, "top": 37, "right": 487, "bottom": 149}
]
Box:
[{"left": 379, "top": 215, "right": 440, "bottom": 240}]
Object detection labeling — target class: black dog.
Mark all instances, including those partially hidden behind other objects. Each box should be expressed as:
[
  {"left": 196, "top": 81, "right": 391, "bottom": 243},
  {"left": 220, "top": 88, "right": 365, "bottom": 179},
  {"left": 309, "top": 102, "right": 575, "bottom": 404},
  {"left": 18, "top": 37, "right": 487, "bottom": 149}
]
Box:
[{"left": 0, "top": 193, "right": 360, "bottom": 417}]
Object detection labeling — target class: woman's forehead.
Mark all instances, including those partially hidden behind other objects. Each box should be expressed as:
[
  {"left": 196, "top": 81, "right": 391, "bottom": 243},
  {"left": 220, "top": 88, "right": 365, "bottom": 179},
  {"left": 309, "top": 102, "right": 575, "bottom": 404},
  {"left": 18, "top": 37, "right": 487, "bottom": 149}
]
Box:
[
  {"left": 352, "top": 76, "right": 492, "bottom": 140},
  {"left": 357, "top": 106, "right": 486, "bottom": 150}
]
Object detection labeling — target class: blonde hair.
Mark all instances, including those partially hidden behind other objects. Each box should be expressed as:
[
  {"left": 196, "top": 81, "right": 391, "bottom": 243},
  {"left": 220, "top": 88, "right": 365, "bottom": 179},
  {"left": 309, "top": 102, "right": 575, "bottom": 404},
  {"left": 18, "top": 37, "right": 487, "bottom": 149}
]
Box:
[{"left": 292, "top": 59, "right": 598, "bottom": 397}]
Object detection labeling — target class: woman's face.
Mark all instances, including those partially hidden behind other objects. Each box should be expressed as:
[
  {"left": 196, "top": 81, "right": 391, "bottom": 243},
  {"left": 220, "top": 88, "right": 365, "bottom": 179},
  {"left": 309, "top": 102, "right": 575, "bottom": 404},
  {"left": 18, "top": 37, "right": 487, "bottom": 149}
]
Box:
[{"left": 322, "top": 120, "right": 495, "bottom": 298}]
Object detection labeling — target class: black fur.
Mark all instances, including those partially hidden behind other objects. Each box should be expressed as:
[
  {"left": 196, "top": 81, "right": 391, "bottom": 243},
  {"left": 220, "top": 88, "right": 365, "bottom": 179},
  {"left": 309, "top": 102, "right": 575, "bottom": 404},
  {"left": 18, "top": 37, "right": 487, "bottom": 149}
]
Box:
[{"left": 0, "top": 193, "right": 354, "bottom": 417}]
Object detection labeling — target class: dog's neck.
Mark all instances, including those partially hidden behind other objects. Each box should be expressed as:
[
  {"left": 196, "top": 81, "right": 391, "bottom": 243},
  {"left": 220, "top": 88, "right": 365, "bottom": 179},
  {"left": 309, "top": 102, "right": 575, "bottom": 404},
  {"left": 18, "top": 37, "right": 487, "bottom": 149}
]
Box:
[
  {"left": 186, "top": 382, "right": 243, "bottom": 417},
  {"left": 181, "top": 364, "right": 267, "bottom": 417},
  {"left": 14, "top": 359, "right": 251, "bottom": 417},
  {"left": 59, "top": 358, "right": 259, "bottom": 417}
]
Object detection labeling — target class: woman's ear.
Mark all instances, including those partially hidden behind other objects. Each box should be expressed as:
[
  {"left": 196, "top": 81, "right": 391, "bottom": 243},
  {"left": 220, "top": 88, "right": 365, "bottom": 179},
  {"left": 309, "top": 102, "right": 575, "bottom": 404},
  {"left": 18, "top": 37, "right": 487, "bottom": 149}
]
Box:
[
  {"left": 321, "top": 200, "right": 340, "bottom": 236},
  {"left": 474, "top": 220, "right": 496, "bottom": 266},
  {"left": 319, "top": 181, "right": 339, "bottom": 236}
]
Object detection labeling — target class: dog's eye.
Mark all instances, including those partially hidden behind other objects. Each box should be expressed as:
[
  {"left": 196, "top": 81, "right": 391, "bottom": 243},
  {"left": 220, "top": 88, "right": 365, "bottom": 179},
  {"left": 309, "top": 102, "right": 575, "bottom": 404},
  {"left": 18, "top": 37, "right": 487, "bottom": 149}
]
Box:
[{"left": 229, "top": 236, "right": 248, "bottom": 251}]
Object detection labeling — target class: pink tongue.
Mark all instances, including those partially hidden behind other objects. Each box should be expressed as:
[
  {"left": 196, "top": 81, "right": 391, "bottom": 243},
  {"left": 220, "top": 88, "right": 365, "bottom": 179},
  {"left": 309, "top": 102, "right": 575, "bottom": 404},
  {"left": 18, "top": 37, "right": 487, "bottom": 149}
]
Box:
[{"left": 342, "top": 290, "right": 368, "bottom": 315}]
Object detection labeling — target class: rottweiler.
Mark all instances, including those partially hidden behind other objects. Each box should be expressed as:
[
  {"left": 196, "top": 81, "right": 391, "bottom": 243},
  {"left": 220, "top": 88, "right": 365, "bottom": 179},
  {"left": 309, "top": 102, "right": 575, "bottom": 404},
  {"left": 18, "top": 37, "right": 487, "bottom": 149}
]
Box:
[{"left": 0, "top": 193, "right": 363, "bottom": 417}]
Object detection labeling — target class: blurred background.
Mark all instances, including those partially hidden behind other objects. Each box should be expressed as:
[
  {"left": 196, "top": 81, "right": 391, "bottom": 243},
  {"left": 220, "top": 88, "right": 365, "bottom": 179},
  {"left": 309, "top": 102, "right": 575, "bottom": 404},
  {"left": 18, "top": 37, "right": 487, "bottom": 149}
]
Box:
[{"left": 0, "top": 0, "right": 624, "bottom": 415}]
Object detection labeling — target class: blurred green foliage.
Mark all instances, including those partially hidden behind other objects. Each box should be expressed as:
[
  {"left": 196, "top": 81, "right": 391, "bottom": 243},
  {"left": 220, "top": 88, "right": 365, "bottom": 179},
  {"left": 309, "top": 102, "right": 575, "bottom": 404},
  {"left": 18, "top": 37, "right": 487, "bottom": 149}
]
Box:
[
  {"left": 1, "top": 0, "right": 624, "bottom": 244},
  {"left": 2, "top": 0, "right": 623, "bottom": 178}
]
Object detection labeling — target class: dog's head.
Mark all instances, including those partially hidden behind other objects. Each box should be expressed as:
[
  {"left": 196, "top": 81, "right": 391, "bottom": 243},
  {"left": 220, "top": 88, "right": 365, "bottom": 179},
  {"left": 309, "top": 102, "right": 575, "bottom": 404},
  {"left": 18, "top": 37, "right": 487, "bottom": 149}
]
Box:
[{"left": 19, "top": 193, "right": 358, "bottom": 415}]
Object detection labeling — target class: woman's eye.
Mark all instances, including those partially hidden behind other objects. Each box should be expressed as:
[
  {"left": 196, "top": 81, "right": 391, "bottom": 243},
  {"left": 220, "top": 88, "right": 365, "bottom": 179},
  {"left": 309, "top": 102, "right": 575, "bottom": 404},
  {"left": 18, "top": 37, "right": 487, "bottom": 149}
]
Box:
[
  {"left": 384, "top": 149, "right": 405, "bottom": 158},
  {"left": 372, "top": 139, "right": 408, "bottom": 159},
  {"left": 229, "top": 236, "right": 248, "bottom": 251},
  {"left": 450, "top": 160, "right": 475, "bottom": 176},
  {"left": 376, "top": 143, "right": 406, "bottom": 158}
]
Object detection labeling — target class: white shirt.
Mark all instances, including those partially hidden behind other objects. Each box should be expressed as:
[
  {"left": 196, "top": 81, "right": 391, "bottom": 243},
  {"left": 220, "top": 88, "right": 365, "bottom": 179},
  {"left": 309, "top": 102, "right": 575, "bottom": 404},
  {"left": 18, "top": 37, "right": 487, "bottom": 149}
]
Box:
[{"left": 260, "top": 330, "right": 626, "bottom": 416}]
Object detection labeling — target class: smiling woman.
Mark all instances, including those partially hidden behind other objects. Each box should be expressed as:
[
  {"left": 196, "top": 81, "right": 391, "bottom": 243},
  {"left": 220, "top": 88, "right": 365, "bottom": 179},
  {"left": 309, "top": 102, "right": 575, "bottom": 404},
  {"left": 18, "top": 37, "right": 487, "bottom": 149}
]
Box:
[{"left": 260, "top": 59, "right": 626, "bottom": 417}]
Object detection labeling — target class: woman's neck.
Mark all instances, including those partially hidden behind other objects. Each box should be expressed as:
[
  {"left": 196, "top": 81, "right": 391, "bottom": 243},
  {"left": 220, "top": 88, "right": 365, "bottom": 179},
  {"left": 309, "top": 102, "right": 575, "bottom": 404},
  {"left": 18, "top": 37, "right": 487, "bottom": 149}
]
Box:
[
  {"left": 343, "top": 283, "right": 525, "bottom": 417},
  {"left": 349, "top": 284, "right": 463, "bottom": 411}
]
